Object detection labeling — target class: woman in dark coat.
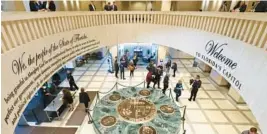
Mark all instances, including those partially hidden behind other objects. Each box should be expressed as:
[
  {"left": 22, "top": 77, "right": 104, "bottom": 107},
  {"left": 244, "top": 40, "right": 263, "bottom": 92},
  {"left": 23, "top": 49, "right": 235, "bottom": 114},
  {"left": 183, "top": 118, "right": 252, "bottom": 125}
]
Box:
[
  {"left": 62, "top": 89, "right": 74, "bottom": 111},
  {"left": 162, "top": 74, "right": 170, "bottom": 94}
]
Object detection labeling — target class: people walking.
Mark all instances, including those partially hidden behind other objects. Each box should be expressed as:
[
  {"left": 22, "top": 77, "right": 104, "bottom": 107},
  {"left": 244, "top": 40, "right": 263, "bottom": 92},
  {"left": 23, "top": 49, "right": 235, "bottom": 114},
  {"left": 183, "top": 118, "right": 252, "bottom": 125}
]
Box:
[
  {"left": 128, "top": 61, "right": 135, "bottom": 77},
  {"left": 162, "top": 74, "right": 170, "bottom": 94},
  {"left": 120, "top": 63, "right": 125, "bottom": 80},
  {"left": 146, "top": 71, "right": 153, "bottom": 88},
  {"left": 114, "top": 56, "right": 119, "bottom": 78},
  {"left": 171, "top": 62, "right": 177, "bottom": 77},
  {"left": 79, "top": 88, "right": 90, "bottom": 112},
  {"left": 174, "top": 80, "right": 184, "bottom": 102},
  {"left": 188, "top": 75, "right": 202, "bottom": 101},
  {"left": 67, "top": 70, "right": 79, "bottom": 91},
  {"left": 153, "top": 67, "right": 162, "bottom": 89}
]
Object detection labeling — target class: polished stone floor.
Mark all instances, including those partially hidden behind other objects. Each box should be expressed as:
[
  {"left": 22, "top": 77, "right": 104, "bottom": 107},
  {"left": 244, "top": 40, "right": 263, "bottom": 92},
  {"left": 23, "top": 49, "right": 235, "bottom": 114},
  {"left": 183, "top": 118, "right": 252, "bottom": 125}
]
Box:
[{"left": 37, "top": 58, "right": 261, "bottom": 134}]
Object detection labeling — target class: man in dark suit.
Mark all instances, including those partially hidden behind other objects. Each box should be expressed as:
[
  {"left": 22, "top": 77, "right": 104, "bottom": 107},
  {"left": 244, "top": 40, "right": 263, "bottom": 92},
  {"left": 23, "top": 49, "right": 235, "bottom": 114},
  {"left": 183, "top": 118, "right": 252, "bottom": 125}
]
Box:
[
  {"left": 188, "top": 75, "right": 202, "bottom": 101},
  {"left": 112, "top": 2, "right": 118, "bottom": 11},
  {"left": 88, "top": 1, "right": 96, "bottom": 11},
  {"left": 120, "top": 63, "right": 125, "bottom": 80},
  {"left": 104, "top": 2, "right": 112, "bottom": 11},
  {"left": 29, "top": 1, "right": 40, "bottom": 11},
  {"left": 114, "top": 56, "right": 119, "bottom": 78},
  {"left": 67, "top": 70, "right": 79, "bottom": 91},
  {"left": 255, "top": 1, "right": 267, "bottom": 12},
  {"left": 43, "top": 0, "right": 56, "bottom": 11},
  {"left": 79, "top": 88, "right": 90, "bottom": 112}
]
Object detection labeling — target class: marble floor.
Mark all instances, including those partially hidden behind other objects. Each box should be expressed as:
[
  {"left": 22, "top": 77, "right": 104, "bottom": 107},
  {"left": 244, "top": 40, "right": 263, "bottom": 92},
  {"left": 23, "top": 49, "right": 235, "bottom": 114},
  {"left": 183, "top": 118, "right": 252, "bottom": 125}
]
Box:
[{"left": 36, "top": 58, "right": 261, "bottom": 134}]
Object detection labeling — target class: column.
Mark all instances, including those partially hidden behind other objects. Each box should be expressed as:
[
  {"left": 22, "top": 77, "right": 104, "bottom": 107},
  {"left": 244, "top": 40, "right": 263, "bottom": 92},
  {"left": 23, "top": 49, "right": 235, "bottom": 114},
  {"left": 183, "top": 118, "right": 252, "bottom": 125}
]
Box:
[
  {"left": 198, "top": 61, "right": 212, "bottom": 72},
  {"left": 161, "top": 0, "right": 172, "bottom": 11},
  {"left": 209, "top": 69, "right": 229, "bottom": 86},
  {"left": 228, "top": 86, "right": 245, "bottom": 104},
  {"left": 2, "top": 1, "right": 25, "bottom": 11},
  {"left": 158, "top": 45, "right": 167, "bottom": 64}
]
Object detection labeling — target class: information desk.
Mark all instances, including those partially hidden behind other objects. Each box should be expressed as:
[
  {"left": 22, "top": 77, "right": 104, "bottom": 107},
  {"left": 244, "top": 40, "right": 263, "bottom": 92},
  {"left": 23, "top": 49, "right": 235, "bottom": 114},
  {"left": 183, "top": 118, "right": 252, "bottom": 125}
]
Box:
[
  {"left": 44, "top": 90, "right": 77, "bottom": 121},
  {"left": 92, "top": 87, "right": 181, "bottom": 134}
]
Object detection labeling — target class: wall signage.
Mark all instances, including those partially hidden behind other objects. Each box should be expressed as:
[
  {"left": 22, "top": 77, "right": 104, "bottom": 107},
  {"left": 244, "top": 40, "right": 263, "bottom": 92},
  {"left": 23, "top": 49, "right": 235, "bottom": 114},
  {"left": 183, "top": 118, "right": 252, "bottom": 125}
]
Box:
[
  {"left": 196, "top": 40, "right": 242, "bottom": 90},
  {"left": 2, "top": 33, "right": 100, "bottom": 131}
]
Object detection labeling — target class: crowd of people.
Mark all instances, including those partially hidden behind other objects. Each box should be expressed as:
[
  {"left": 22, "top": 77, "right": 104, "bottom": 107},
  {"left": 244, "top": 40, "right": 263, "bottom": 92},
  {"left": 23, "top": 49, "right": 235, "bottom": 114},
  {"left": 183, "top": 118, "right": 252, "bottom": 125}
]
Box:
[
  {"left": 29, "top": 0, "right": 56, "bottom": 12},
  {"left": 88, "top": 1, "right": 118, "bottom": 11},
  {"left": 28, "top": 0, "right": 266, "bottom": 12},
  {"left": 144, "top": 59, "right": 202, "bottom": 102},
  {"left": 219, "top": 0, "right": 267, "bottom": 12}
]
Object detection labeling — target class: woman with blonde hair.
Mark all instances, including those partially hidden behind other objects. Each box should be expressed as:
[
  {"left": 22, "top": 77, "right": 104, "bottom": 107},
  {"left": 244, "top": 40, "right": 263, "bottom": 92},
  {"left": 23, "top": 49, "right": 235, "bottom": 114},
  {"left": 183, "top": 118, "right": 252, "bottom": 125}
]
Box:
[
  {"left": 62, "top": 89, "right": 74, "bottom": 111},
  {"left": 174, "top": 80, "right": 184, "bottom": 102}
]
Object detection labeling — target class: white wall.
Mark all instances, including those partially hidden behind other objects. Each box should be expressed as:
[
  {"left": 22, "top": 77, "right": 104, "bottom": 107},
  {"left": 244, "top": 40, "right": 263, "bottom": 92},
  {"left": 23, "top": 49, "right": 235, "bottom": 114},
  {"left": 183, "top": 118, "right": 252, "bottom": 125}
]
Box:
[
  {"left": 130, "top": 1, "right": 146, "bottom": 11},
  {"left": 1, "top": 1, "right": 15, "bottom": 11},
  {"left": 2, "top": 24, "right": 267, "bottom": 134}
]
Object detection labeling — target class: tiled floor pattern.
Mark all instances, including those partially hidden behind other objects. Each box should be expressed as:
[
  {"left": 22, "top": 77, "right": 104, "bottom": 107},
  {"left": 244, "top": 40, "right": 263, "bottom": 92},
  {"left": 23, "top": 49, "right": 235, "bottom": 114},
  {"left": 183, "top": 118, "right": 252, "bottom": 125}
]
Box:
[{"left": 52, "top": 58, "right": 261, "bottom": 134}]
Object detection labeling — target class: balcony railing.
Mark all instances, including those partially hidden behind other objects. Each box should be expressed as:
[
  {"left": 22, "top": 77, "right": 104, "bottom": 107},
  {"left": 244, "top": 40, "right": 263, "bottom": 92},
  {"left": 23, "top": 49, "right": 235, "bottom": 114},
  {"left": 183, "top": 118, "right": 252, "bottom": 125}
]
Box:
[{"left": 1, "top": 11, "right": 267, "bottom": 54}]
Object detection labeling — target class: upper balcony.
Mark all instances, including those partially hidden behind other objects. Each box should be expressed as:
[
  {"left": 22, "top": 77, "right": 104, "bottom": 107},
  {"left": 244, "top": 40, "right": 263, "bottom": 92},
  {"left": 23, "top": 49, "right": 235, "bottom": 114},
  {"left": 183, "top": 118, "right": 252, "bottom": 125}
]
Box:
[{"left": 1, "top": 11, "right": 267, "bottom": 54}]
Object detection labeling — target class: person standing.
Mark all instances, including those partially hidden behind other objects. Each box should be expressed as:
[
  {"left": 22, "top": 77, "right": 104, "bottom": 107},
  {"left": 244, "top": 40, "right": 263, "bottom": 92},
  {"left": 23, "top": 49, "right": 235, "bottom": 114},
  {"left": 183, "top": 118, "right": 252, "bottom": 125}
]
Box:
[
  {"left": 239, "top": 1, "right": 247, "bottom": 12},
  {"left": 219, "top": 1, "right": 228, "bottom": 12},
  {"left": 146, "top": 71, "right": 153, "bottom": 88},
  {"left": 171, "top": 62, "right": 177, "bottom": 77},
  {"left": 112, "top": 2, "right": 118, "bottom": 11},
  {"left": 67, "top": 70, "right": 79, "bottom": 91},
  {"left": 254, "top": 1, "right": 267, "bottom": 12},
  {"left": 88, "top": 1, "right": 96, "bottom": 11},
  {"left": 29, "top": 0, "right": 40, "bottom": 11},
  {"left": 128, "top": 61, "right": 135, "bottom": 78},
  {"left": 188, "top": 75, "right": 202, "bottom": 101},
  {"left": 165, "top": 59, "right": 171, "bottom": 73},
  {"left": 174, "top": 80, "right": 184, "bottom": 102},
  {"left": 114, "top": 56, "right": 119, "bottom": 78},
  {"left": 241, "top": 127, "right": 258, "bottom": 134},
  {"left": 41, "top": 86, "right": 51, "bottom": 108},
  {"left": 43, "top": 0, "right": 56, "bottom": 11},
  {"left": 153, "top": 67, "right": 161, "bottom": 89},
  {"left": 62, "top": 89, "right": 74, "bottom": 111},
  {"left": 133, "top": 53, "right": 138, "bottom": 68},
  {"left": 79, "top": 88, "right": 90, "bottom": 112},
  {"left": 120, "top": 63, "right": 125, "bottom": 80},
  {"left": 162, "top": 74, "right": 170, "bottom": 94},
  {"left": 104, "top": 2, "right": 112, "bottom": 11}
]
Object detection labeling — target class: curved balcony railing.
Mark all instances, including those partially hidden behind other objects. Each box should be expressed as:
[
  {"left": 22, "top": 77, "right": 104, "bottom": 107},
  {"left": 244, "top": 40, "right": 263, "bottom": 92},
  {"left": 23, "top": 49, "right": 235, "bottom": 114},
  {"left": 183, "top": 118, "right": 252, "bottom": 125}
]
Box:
[{"left": 1, "top": 12, "right": 267, "bottom": 54}]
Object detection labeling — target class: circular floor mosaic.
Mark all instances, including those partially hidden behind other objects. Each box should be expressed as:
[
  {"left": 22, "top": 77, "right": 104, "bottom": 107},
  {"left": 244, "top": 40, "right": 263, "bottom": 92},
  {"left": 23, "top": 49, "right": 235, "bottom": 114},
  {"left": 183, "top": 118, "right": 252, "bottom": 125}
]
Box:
[
  {"left": 139, "top": 89, "right": 151, "bottom": 97},
  {"left": 109, "top": 94, "right": 121, "bottom": 101},
  {"left": 160, "top": 105, "right": 175, "bottom": 114},
  {"left": 92, "top": 87, "right": 181, "bottom": 134},
  {"left": 117, "top": 98, "right": 156, "bottom": 123},
  {"left": 100, "top": 116, "right": 117, "bottom": 127},
  {"left": 138, "top": 126, "right": 157, "bottom": 134}
]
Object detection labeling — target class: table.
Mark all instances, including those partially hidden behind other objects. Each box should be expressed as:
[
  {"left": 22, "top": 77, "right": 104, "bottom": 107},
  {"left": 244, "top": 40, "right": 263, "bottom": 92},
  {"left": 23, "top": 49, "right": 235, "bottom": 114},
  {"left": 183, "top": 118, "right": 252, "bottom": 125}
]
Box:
[
  {"left": 44, "top": 94, "right": 63, "bottom": 121},
  {"left": 44, "top": 90, "right": 77, "bottom": 121}
]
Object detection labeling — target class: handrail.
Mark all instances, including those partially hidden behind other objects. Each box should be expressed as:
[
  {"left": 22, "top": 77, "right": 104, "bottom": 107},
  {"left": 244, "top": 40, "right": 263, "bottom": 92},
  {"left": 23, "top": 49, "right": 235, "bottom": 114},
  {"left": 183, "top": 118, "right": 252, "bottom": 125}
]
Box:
[{"left": 1, "top": 12, "right": 267, "bottom": 54}]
